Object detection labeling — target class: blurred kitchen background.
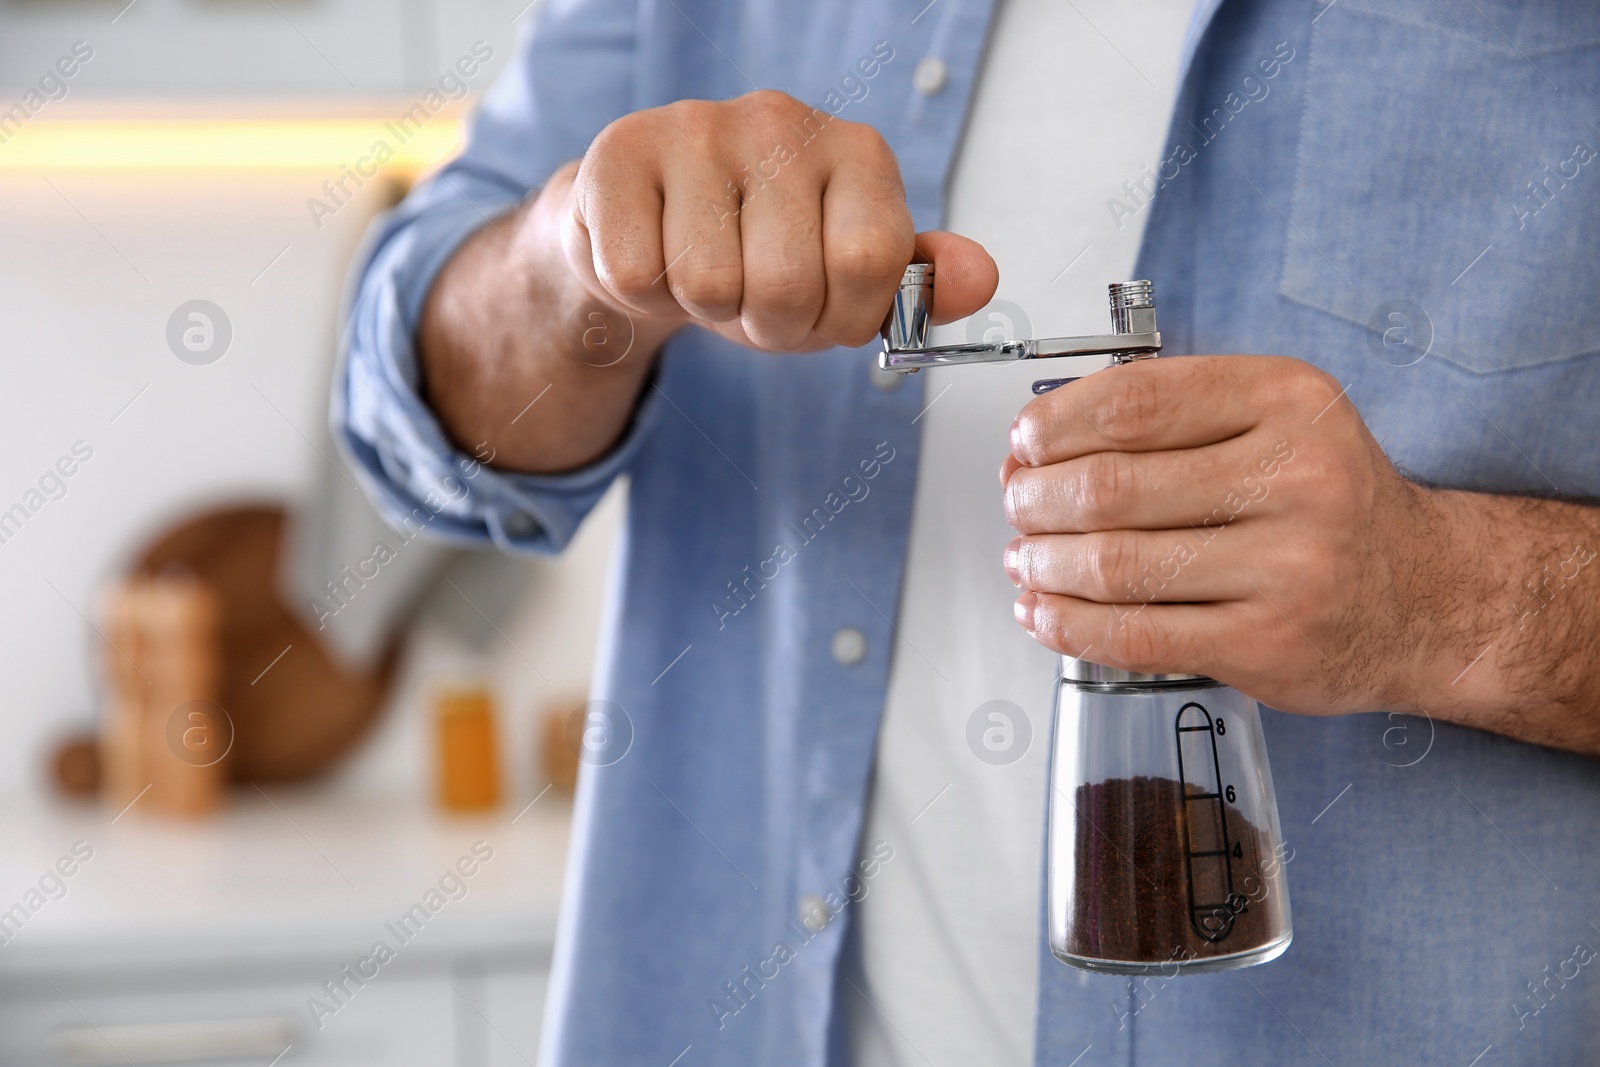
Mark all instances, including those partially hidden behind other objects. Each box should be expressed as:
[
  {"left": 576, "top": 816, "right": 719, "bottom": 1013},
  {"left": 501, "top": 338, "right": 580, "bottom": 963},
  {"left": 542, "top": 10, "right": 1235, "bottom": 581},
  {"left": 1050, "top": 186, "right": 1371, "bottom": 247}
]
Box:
[{"left": 0, "top": 2, "right": 614, "bottom": 1063}]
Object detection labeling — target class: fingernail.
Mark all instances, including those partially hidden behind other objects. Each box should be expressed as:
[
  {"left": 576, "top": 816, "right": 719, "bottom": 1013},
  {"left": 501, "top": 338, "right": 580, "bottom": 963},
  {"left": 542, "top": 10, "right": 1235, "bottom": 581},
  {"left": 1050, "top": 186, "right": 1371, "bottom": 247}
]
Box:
[
  {"left": 1014, "top": 592, "right": 1038, "bottom": 633},
  {"left": 1003, "top": 481, "right": 1018, "bottom": 528},
  {"left": 1009, "top": 417, "right": 1027, "bottom": 457},
  {"left": 1004, "top": 537, "right": 1023, "bottom": 587}
]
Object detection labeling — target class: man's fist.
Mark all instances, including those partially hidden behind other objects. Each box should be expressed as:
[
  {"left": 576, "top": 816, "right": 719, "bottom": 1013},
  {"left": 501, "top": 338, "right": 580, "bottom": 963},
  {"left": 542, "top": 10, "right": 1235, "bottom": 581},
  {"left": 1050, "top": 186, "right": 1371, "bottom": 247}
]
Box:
[{"left": 558, "top": 89, "right": 997, "bottom": 351}]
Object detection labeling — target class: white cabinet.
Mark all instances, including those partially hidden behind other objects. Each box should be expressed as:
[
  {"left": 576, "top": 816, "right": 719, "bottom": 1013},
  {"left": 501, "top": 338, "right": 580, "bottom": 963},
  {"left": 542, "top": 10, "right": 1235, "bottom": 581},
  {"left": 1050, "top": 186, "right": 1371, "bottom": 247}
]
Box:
[
  {"left": 483, "top": 965, "right": 550, "bottom": 1067},
  {"left": 0, "top": 0, "right": 532, "bottom": 98},
  {"left": 0, "top": 969, "right": 455, "bottom": 1067},
  {"left": 0, "top": 963, "right": 549, "bottom": 1067},
  {"left": 0, "top": 796, "right": 567, "bottom": 1067}
]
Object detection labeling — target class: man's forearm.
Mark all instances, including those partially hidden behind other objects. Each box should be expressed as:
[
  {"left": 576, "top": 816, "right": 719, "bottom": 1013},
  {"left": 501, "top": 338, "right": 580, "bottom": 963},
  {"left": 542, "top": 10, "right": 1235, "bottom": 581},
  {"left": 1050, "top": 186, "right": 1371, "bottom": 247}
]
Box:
[
  {"left": 418, "top": 162, "right": 675, "bottom": 475},
  {"left": 1405, "top": 488, "right": 1600, "bottom": 755}
]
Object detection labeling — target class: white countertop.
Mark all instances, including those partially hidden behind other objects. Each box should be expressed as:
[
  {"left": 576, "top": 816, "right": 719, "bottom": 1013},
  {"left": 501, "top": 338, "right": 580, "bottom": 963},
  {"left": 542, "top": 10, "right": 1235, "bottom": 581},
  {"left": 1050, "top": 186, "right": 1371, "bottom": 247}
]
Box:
[{"left": 0, "top": 788, "right": 571, "bottom": 979}]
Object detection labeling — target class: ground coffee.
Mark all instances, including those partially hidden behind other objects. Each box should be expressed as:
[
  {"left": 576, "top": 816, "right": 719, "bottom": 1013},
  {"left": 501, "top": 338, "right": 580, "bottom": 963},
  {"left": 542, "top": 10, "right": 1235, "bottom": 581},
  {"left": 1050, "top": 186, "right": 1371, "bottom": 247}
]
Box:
[{"left": 1066, "top": 774, "right": 1281, "bottom": 964}]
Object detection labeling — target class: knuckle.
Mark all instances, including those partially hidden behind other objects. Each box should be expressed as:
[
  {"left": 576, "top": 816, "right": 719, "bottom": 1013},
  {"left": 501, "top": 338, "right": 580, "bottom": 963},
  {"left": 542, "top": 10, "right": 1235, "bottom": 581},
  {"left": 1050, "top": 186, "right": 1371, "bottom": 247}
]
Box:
[
  {"left": 1077, "top": 451, "right": 1135, "bottom": 525},
  {"left": 584, "top": 120, "right": 624, "bottom": 162},
  {"left": 746, "top": 270, "right": 824, "bottom": 317},
  {"left": 1288, "top": 449, "right": 1329, "bottom": 491},
  {"left": 669, "top": 98, "right": 719, "bottom": 128},
  {"left": 1292, "top": 362, "right": 1343, "bottom": 410},
  {"left": 816, "top": 314, "right": 884, "bottom": 349},
  {"left": 841, "top": 121, "right": 896, "bottom": 164},
  {"left": 673, "top": 267, "right": 743, "bottom": 317},
  {"left": 1107, "top": 609, "right": 1162, "bottom": 672},
  {"left": 1284, "top": 450, "right": 1348, "bottom": 509},
  {"left": 1095, "top": 373, "right": 1163, "bottom": 446},
  {"left": 601, "top": 256, "right": 662, "bottom": 303},
  {"left": 741, "top": 88, "right": 804, "bottom": 125},
  {"left": 827, "top": 238, "right": 905, "bottom": 287},
  {"left": 1293, "top": 543, "right": 1328, "bottom": 586},
  {"left": 587, "top": 111, "right": 653, "bottom": 166},
  {"left": 681, "top": 105, "right": 739, "bottom": 164},
  {"left": 1086, "top": 534, "right": 1137, "bottom": 600},
  {"left": 681, "top": 125, "right": 724, "bottom": 166}
]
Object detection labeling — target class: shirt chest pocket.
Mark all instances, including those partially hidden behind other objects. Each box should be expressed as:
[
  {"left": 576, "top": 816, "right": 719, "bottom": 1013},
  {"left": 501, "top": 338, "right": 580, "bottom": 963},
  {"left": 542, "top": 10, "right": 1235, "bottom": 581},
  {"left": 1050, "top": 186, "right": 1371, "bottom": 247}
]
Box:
[{"left": 1280, "top": 0, "right": 1600, "bottom": 374}]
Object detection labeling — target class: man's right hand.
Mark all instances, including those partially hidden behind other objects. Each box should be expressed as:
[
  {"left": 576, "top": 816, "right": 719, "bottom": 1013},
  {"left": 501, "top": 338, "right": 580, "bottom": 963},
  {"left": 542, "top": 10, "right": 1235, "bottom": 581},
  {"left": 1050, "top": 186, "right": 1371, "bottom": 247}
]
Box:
[
  {"left": 420, "top": 89, "right": 996, "bottom": 475},
  {"left": 562, "top": 89, "right": 996, "bottom": 352}
]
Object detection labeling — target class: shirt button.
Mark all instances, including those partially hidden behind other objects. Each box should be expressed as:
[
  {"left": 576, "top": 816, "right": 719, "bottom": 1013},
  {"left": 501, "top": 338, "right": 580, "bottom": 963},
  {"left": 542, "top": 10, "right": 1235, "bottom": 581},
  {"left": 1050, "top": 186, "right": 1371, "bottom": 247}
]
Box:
[
  {"left": 869, "top": 364, "right": 905, "bottom": 392},
  {"left": 502, "top": 510, "right": 539, "bottom": 538},
  {"left": 913, "top": 57, "right": 948, "bottom": 97},
  {"left": 799, "top": 894, "right": 831, "bottom": 932},
  {"left": 831, "top": 626, "right": 867, "bottom": 666}
]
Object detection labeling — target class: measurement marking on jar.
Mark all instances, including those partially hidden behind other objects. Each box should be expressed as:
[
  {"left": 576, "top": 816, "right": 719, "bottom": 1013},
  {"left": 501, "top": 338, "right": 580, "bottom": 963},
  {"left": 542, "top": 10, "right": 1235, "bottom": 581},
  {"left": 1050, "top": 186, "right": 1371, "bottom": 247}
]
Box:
[{"left": 1174, "top": 700, "right": 1239, "bottom": 942}]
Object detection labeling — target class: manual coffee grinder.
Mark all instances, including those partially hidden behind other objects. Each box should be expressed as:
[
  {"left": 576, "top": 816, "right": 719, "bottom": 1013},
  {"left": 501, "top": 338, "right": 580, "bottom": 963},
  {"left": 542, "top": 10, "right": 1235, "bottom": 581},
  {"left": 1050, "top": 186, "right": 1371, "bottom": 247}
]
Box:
[{"left": 880, "top": 266, "right": 1292, "bottom": 974}]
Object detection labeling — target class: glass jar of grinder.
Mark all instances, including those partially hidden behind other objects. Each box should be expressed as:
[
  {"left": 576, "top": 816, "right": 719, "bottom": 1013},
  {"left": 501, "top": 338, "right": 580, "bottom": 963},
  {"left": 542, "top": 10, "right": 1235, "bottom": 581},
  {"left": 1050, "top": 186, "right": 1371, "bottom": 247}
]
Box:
[{"left": 880, "top": 266, "right": 1292, "bottom": 974}]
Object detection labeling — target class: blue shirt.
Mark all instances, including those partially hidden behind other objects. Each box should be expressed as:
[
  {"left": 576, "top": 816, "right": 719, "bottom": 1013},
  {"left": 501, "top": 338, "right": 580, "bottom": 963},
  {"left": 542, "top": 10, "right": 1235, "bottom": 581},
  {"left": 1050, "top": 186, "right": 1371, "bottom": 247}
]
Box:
[{"left": 336, "top": 0, "right": 1600, "bottom": 1063}]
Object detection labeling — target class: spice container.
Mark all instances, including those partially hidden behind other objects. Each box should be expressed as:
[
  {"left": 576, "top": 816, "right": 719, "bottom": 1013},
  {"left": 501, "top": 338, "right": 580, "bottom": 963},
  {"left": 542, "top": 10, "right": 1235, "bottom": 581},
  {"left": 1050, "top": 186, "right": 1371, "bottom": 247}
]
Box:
[
  {"left": 101, "top": 574, "right": 226, "bottom": 818},
  {"left": 1046, "top": 659, "right": 1292, "bottom": 973},
  {"left": 434, "top": 685, "right": 502, "bottom": 812}
]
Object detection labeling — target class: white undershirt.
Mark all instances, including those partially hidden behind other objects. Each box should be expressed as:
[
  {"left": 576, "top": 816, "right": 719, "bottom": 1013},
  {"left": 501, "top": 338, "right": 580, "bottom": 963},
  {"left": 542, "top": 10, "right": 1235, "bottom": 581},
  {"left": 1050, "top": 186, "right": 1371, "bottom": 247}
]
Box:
[{"left": 850, "top": 1, "right": 1193, "bottom": 1062}]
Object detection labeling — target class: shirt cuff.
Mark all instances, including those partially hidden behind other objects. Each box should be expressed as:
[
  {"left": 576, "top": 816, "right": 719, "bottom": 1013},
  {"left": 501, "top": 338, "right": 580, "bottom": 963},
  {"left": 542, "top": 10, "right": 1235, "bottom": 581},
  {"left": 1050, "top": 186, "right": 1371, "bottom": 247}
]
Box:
[{"left": 335, "top": 175, "right": 660, "bottom": 556}]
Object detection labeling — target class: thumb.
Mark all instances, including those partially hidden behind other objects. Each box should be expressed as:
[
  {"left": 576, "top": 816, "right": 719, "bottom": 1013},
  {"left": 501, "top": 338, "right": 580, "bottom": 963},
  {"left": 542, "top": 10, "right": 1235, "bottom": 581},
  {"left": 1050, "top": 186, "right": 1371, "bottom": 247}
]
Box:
[{"left": 914, "top": 230, "right": 999, "bottom": 325}]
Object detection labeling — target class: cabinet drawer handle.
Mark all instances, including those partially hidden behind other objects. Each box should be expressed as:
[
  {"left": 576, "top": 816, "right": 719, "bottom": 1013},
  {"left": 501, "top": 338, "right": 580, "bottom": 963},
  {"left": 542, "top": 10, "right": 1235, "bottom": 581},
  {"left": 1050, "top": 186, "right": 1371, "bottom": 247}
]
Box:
[{"left": 51, "top": 1017, "right": 298, "bottom": 1066}]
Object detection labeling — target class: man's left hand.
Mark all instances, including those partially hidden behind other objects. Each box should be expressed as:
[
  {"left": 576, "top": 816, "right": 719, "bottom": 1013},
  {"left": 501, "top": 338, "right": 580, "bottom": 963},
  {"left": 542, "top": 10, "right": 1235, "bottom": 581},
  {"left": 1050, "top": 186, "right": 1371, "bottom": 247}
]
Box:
[{"left": 1000, "top": 354, "right": 1445, "bottom": 716}]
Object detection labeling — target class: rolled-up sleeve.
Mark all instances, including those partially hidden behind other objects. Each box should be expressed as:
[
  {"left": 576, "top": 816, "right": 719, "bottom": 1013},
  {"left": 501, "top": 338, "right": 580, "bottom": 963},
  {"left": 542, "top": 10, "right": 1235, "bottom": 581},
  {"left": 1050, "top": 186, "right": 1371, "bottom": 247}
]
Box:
[{"left": 333, "top": 0, "right": 654, "bottom": 556}]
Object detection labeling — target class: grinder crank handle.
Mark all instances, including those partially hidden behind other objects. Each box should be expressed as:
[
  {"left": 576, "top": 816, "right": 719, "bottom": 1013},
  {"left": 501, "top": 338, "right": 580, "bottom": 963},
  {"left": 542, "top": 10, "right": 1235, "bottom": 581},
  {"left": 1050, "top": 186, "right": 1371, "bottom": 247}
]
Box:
[{"left": 878, "top": 265, "right": 1162, "bottom": 391}]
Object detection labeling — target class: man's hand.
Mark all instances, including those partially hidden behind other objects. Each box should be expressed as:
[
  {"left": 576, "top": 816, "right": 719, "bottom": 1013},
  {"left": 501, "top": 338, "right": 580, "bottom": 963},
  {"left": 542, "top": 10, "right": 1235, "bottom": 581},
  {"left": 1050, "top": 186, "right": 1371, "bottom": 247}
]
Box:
[
  {"left": 564, "top": 89, "right": 994, "bottom": 352},
  {"left": 421, "top": 89, "right": 996, "bottom": 475},
  {"left": 999, "top": 354, "right": 1600, "bottom": 754}
]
